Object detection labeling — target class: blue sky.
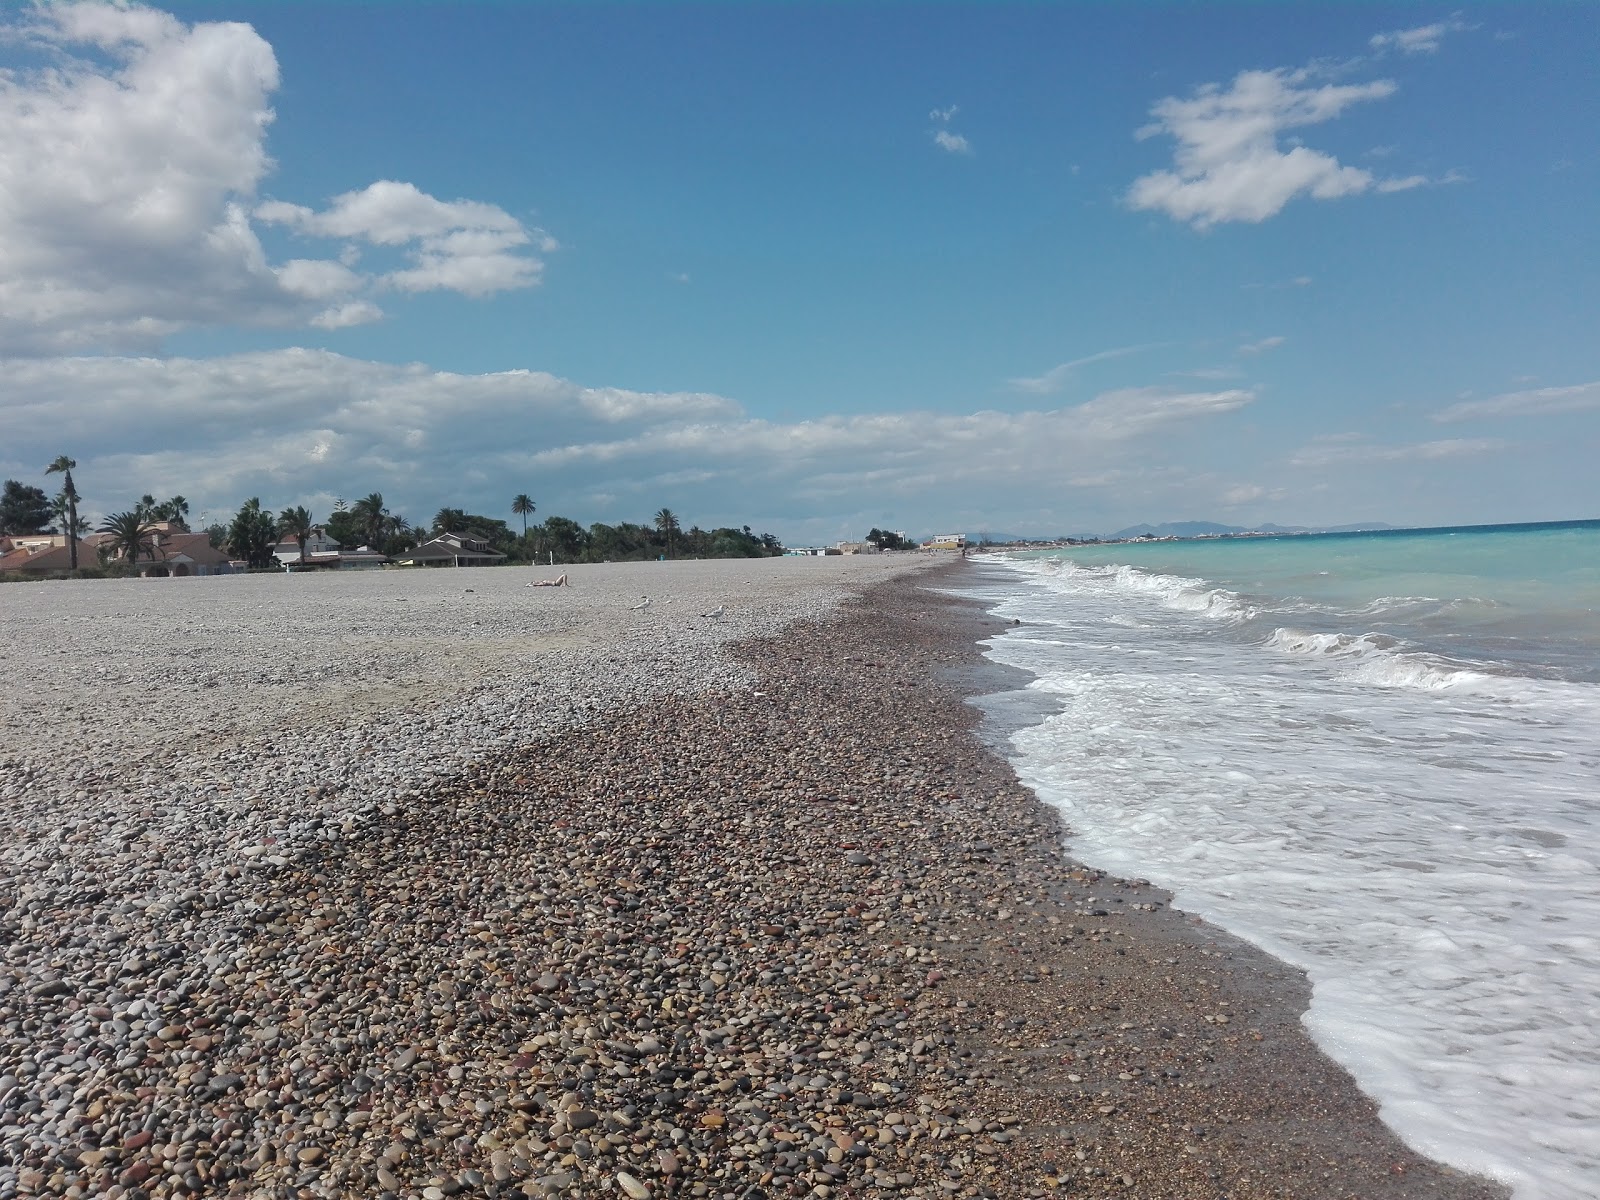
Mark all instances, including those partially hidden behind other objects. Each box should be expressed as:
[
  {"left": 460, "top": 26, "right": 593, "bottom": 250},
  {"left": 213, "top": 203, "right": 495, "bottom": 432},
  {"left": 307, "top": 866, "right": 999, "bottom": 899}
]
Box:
[{"left": 1, "top": 1, "right": 1595, "bottom": 541}]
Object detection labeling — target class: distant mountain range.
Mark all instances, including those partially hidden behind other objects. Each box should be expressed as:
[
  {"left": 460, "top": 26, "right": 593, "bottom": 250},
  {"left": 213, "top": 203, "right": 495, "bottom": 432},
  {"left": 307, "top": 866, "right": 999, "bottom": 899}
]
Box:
[{"left": 963, "top": 520, "right": 1396, "bottom": 544}]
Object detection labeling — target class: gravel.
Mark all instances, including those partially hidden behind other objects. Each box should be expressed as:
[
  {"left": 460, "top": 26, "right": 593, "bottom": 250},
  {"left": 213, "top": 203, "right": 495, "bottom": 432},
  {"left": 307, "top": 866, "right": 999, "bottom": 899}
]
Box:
[{"left": 0, "top": 557, "right": 1510, "bottom": 1200}]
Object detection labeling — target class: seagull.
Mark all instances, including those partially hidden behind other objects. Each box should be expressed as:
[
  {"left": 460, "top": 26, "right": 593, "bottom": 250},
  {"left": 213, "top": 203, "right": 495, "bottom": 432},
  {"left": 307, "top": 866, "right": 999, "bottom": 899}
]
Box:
[
  {"left": 630, "top": 596, "right": 652, "bottom": 610},
  {"left": 700, "top": 605, "right": 725, "bottom": 619}
]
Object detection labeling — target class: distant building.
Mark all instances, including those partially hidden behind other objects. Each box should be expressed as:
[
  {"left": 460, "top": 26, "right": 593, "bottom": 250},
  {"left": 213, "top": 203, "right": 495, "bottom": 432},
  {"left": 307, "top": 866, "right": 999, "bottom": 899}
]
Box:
[
  {"left": 398, "top": 532, "right": 507, "bottom": 567},
  {"left": 834, "top": 541, "right": 881, "bottom": 555},
  {"left": 87, "top": 524, "right": 232, "bottom": 577},
  {"left": 0, "top": 538, "right": 99, "bottom": 575},
  {"left": 926, "top": 533, "right": 967, "bottom": 550},
  {"left": 271, "top": 531, "right": 388, "bottom": 570}
]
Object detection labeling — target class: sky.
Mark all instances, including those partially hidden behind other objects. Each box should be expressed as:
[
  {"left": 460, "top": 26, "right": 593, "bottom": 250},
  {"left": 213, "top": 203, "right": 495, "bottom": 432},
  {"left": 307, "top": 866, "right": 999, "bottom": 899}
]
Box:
[{"left": 1, "top": 1, "right": 1596, "bottom": 543}]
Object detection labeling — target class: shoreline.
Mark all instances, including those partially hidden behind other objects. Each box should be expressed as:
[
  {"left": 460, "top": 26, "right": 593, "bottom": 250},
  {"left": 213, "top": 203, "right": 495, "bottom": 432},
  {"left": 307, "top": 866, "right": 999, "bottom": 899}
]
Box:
[
  {"left": 891, "top": 566, "right": 1510, "bottom": 1199},
  {"left": 0, "top": 560, "right": 1509, "bottom": 1198}
]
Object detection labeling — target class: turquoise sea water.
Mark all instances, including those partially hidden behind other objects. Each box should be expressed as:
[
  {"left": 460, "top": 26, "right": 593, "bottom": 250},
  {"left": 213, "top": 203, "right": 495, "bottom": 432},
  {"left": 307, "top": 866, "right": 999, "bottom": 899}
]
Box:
[
  {"left": 1030, "top": 520, "right": 1600, "bottom": 683},
  {"left": 965, "top": 520, "right": 1600, "bottom": 1200}
]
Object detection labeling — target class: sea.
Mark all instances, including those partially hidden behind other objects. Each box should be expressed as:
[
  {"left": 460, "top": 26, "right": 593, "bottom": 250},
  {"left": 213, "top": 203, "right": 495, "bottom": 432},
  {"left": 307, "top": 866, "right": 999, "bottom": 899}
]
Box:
[{"left": 961, "top": 520, "right": 1600, "bottom": 1200}]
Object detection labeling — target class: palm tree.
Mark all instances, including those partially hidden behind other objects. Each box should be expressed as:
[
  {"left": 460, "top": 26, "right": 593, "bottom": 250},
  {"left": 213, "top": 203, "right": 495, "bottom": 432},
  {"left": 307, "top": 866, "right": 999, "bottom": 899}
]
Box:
[
  {"left": 277, "top": 505, "right": 315, "bottom": 563},
  {"left": 655, "top": 507, "right": 681, "bottom": 559},
  {"left": 45, "top": 455, "right": 80, "bottom": 570},
  {"left": 351, "top": 492, "right": 388, "bottom": 549},
  {"left": 433, "top": 507, "right": 468, "bottom": 534},
  {"left": 99, "top": 510, "right": 158, "bottom": 568},
  {"left": 156, "top": 495, "right": 190, "bottom": 530},
  {"left": 511, "top": 493, "right": 536, "bottom": 535}
]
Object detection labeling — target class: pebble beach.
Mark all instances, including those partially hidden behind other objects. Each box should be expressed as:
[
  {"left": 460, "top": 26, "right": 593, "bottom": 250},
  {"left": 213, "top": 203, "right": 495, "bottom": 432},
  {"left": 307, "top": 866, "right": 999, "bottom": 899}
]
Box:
[{"left": 0, "top": 558, "right": 1510, "bottom": 1200}]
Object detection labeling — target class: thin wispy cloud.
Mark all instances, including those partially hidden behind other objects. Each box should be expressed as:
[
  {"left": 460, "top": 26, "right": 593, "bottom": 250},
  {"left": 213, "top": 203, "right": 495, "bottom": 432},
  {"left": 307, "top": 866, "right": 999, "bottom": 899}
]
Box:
[
  {"left": 1290, "top": 437, "right": 1507, "bottom": 468},
  {"left": 1370, "top": 18, "right": 1471, "bottom": 56},
  {"left": 1125, "top": 62, "right": 1444, "bottom": 228},
  {"left": 1170, "top": 366, "right": 1244, "bottom": 381},
  {"left": 1239, "top": 335, "right": 1286, "bottom": 355},
  {"left": 1009, "top": 344, "right": 1164, "bottom": 394},
  {"left": 1433, "top": 381, "right": 1600, "bottom": 423}
]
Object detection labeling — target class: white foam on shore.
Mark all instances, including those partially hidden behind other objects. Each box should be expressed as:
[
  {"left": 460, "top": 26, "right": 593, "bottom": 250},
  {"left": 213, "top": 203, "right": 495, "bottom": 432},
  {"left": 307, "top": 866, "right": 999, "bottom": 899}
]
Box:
[{"left": 964, "top": 556, "right": 1600, "bottom": 1200}]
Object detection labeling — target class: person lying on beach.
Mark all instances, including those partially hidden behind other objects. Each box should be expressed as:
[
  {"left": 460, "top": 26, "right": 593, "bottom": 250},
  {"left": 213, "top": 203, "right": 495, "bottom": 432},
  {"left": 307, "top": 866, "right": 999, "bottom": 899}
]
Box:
[{"left": 526, "top": 574, "right": 568, "bottom": 587}]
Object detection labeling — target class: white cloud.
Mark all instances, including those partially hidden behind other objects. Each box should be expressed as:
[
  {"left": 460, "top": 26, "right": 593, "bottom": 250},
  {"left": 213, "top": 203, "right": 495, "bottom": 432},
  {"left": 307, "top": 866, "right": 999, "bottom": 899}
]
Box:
[
  {"left": 0, "top": 2, "right": 549, "bottom": 354},
  {"left": 0, "top": 349, "right": 1255, "bottom": 533},
  {"left": 1239, "top": 335, "right": 1286, "bottom": 355},
  {"left": 929, "top": 103, "right": 971, "bottom": 154},
  {"left": 256, "top": 181, "right": 551, "bottom": 296},
  {"left": 311, "top": 300, "right": 385, "bottom": 330},
  {"left": 1433, "top": 381, "right": 1600, "bottom": 423},
  {"left": 1170, "top": 366, "right": 1244, "bottom": 381},
  {"left": 1126, "top": 66, "right": 1424, "bottom": 228},
  {"left": 1010, "top": 344, "right": 1162, "bottom": 394},
  {"left": 1370, "top": 20, "right": 1470, "bottom": 55},
  {"left": 1289, "top": 437, "right": 1507, "bottom": 468}
]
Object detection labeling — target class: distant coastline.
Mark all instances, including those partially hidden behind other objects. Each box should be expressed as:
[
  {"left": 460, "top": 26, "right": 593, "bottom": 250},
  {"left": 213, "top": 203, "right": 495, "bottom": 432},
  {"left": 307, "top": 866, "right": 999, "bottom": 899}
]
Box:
[{"left": 967, "top": 516, "right": 1600, "bottom": 553}]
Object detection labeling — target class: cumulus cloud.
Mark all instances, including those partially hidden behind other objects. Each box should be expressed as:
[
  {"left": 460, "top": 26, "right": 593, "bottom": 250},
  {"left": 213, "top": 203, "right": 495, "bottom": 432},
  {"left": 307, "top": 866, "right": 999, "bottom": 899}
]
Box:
[
  {"left": 0, "top": 350, "right": 1255, "bottom": 532},
  {"left": 1370, "top": 19, "right": 1470, "bottom": 55},
  {"left": 1289, "top": 436, "right": 1507, "bottom": 468},
  {"left": 1126, "top": 67, "right": 1417, "bottom": 228},
  {"left": 0, "top": 2, "right": 549, "bottom": 353},
  {"left": 1433, "top": 381, "right": 1600, "bottom": 422},
  {"left": 256, "top": 181, "right": 552, "bottom": 296}
]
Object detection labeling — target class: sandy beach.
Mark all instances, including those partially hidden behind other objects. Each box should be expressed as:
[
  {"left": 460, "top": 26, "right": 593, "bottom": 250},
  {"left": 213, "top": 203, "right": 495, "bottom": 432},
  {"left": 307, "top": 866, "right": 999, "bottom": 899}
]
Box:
[{"left": 0, "top": 558, "right": 1508, "bottom": 1199}]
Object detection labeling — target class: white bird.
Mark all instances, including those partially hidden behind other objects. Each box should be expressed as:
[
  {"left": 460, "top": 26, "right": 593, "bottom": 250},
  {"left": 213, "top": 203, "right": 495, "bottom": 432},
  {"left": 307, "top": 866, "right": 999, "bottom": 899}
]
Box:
[
  {"left": 630, "top": 596, "right": 652, "bottom": 610},
  {"left": 700, "top": 605, "right": 725, "bottom": 619}
]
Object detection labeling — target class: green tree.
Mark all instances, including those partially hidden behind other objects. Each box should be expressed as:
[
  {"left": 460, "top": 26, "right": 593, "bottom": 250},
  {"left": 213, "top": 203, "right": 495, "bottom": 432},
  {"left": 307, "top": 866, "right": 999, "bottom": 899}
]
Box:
[
  {"left": 155, "top": 495, "right": 190, "bottom": 529},
  {"left": 98, "top": 509, "right": 158, "bottom": 568},
  {"left": 44, "top": 456, "right": 80, "bottom": 569},
  {"left": 539, "top": 515, "right": 590, "bottom": 563},
  {"left": 380, "top": 515, "right": 417, "bottom": 558},
  {"left": 277, "top": 505, "right": 315, "bottom": 563},
  {"left": 654, "top": 507, "right": 681, "bottom": 558},
  {"left": 228, "top": 498, "right": 278, "bottom": 568},
  {"left": 511, "top": 493, "right": 536, "bottom": 536},
  {"left": 866, "top": 528, "right": 912, "bottom": 551},
  {"left": 433, "top": 507, "right": 468, "bottom": 534},
  {"left": 324, "top": 508, "right": 362, "bottom": 550},
  {"left": 0, "top": 481, "right": 52, "bottom": 535},
  {"left": 351, "top": 492, "right": 387, "bottom": 548}
]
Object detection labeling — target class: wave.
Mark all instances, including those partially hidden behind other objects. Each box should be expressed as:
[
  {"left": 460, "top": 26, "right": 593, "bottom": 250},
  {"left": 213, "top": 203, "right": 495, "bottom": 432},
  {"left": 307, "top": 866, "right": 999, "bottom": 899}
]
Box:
[
  {"left": 1019, "top": 556, "right": 1258, "bottom": 623},
  {"left": 1265, "top": 626, "right": 1492, "bottom": 691}
]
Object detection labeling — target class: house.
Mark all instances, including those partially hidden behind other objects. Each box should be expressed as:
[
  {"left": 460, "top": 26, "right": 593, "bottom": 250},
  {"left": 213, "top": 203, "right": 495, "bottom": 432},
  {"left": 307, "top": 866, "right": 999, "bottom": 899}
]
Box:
[
  {"left": 271, "top": 528, "right": 341, "bottom": 566},
  {"left": 397, "top": 532, "right": 507, "bottom": 567},
  {"left": 96, "top": 526, "right": 232, "bottom": 577},
  {"left": 271, "top": 531, "right": 387, "bottom": 570},
  {"left": 0, "top": 538, "right": 99, "bottom": 575},
  {"left": 783, "top": 546, "right": 835, "bottom": 557},
  {"left": 926, "top": 533, "right": 968, "bottom": 551},
  {"left": 834, "top": 541, "right": 881, "bottom": 555}
]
